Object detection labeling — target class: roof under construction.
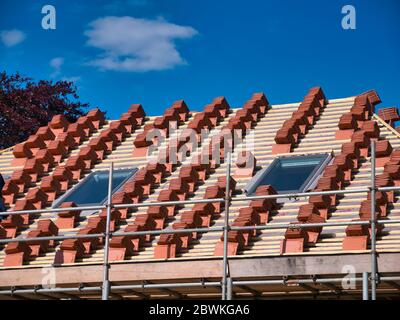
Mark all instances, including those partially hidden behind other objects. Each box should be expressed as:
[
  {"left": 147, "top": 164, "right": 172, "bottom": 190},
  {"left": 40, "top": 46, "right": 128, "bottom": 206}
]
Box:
[{"left": 0, "top": 87, "right": 400, "bottom": 300}]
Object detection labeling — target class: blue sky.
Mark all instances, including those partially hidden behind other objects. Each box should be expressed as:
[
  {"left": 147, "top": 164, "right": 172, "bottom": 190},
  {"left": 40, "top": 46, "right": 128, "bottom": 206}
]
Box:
[{"left": 0, "top": 0, "right": 399, "bottom": 119}]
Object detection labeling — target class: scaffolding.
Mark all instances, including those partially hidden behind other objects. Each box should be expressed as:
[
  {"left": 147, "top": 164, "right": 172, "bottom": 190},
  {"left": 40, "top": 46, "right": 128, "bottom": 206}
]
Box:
[{"left": 1, "top": 140, "right": 400, "bottom": 300}]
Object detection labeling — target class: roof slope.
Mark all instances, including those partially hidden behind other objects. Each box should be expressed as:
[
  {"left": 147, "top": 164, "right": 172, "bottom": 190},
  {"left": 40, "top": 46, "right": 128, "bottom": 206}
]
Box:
[{"left": 0, "top": 89, "right": 399, "bottom": 271}]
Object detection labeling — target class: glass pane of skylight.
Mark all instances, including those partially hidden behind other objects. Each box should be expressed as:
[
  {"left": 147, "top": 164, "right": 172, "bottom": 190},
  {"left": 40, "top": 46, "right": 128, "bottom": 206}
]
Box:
[
  {"left": 54, "top": 168, "right": 135, "bottom": 207},
  {"left": 252, "top": 154, "right": 328, "bottom": 194}
]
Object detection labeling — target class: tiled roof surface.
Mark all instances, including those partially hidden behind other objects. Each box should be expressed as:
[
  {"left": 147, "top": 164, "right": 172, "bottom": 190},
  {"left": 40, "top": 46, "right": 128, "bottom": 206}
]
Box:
[{"left": 1, "top": 88, "right": 400, "bottom": 270}]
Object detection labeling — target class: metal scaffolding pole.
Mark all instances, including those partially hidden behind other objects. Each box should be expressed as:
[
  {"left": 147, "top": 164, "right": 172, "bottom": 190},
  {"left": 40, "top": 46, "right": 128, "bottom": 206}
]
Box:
[
  {"left": 231, "top": 276, "right": 400, "bottom": 286},
  {"left": 1, "top": 216, "right": 399, "bottom": 246},
  {"left": 102, "top": 162, "right": 113, "bottom": 300},
  {"left": 227, "top": 277, "right": 233, "bottom": 300},
  {"left": 0, "top": 217, "right": 399, "bottom": 246},
  {"left": 2, "top": 276, "right": 400, "bottom": 297},
  {"left": 222, "top": 152, "right": 231, "bottom": 300},
  {"left": 362, "top": 272, "right": 369, "bottom": 300},
  {"left": 0, "top": 204, "right": 106, "bottom": 217},
  {"left": 370, "top": 141, "right": 378, "bottom": 300},
  {"left": 5, "top": 185, "right": 400, "bottom": 218}
]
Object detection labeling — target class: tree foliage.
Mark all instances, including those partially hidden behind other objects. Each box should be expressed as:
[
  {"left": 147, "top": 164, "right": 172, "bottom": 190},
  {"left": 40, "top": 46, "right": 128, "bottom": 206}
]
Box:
[{"left": 0, "top": 71, "right": 87, "bottom": 149}]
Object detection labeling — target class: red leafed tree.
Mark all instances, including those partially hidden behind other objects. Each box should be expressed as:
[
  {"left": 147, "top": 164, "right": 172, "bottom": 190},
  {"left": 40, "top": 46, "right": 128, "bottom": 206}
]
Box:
[{"left": 0, "top": 71, "right": 87, "bottom": 149}]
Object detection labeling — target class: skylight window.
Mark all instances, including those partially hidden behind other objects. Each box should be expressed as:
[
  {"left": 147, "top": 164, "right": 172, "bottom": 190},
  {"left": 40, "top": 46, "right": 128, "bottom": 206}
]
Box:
[
  {"left": 246, "top": 154, "right": 331, "bottom": 195},
  {"left": 53, "top": 168, "right": 137, "bottom": 207}
]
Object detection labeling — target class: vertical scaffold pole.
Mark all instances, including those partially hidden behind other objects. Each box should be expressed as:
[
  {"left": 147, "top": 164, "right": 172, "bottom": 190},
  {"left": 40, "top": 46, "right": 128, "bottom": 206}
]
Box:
[
  {"left": 222, "top": 152, "right": 232, "bottom": 300},
  {"left": 370, "top": 141, "right": 378, "bottom": 300},
  {"left": 102, "top": 162, "right": 113, "bottom": 300}
]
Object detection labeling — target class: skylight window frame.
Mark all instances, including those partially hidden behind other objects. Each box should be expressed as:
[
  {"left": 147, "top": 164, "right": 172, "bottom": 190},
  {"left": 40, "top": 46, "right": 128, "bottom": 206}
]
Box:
[
  {"left": 52, "top": 167, "right": 137, "bottom": 208},
  {"left": 245, "top": 153, "right": 332, "bottom": 195}
]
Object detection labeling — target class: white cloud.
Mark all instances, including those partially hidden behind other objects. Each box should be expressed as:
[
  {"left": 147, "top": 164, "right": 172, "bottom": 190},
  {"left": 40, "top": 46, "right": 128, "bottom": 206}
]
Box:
[
  {"left": 49, "top": 57, "right": 80, "bottom": 82},
  {"left": 84, "top": 16, "right": 198, "bottom": 72},
  {"left": 49, "top": 57, "right": 64, "bottom": 78},
  {"left": 50, "top": 57, "right": 64, "bottom": 69},
  {"left": 0, "top": 29, "right": 26, "bottom": 47},
  {"left": 61, "top": 76, "right": 81, "bottom": 83}
]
